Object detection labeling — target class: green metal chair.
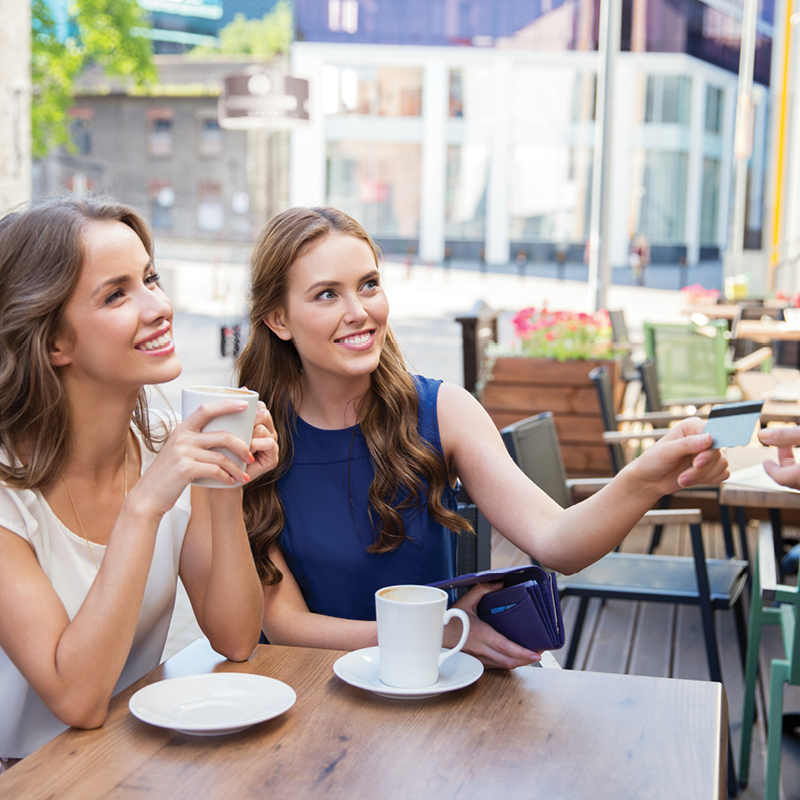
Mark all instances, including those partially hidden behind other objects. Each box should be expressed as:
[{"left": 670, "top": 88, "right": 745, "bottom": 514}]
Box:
[
  {"left": 739, "top": 522, "right": 800, "bottom": 798},
  {"left": 643, "top": 320, "right": 731, "bottom": 406}
]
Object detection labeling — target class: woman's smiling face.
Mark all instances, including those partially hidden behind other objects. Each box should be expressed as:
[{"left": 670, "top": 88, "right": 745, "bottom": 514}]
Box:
[
  {"left": 265, "top": 232, "right": 390, "bottom": 384},
  {"left": 49, "top": 219, "right": 182, "bottom": 391}
]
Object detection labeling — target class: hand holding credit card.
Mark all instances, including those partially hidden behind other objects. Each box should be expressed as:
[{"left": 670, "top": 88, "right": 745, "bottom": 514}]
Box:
[{"left": 702, "top": 400, "right": 764, "bottom": 448}]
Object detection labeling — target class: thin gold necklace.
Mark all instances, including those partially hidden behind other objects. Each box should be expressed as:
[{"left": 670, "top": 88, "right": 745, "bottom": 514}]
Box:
[{"left": 62, "top": 439, "right": 129, "bottom": 571}]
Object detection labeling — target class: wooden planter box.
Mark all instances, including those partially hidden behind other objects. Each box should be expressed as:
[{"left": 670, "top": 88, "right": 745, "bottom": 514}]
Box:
[{"left": 480, "top": 356, "right": 623, "bottom": 478}]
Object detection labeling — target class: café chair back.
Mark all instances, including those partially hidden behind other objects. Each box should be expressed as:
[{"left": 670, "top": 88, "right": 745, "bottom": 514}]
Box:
[
  {"left": 739, "top": 522, "right": 800, "bottom": 798},
  {"left": 643, "top": 320, "right": 731, "bottom": 406},
  {"left": 608, "top": 309, "right": 639, "bottom": 383}
]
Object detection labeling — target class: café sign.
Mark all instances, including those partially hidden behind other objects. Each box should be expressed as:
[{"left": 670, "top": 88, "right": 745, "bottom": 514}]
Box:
[{"left": 219, "top": 69, "right": 310, "bottom": 130}]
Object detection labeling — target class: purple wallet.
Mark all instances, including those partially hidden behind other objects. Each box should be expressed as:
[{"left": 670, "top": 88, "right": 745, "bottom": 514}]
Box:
[{"left": 430, "top": 565, "right": 565, "bottom": 652}]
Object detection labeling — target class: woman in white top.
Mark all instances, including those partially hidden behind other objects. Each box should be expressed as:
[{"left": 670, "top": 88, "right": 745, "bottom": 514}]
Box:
[{"left": 0, "top": 197, "right": 276, "bottom": 766}]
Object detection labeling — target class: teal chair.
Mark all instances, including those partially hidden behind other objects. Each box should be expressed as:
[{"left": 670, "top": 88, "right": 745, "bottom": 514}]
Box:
[{"left": 739, "top": 522, "right": 800, "bottom": 797}]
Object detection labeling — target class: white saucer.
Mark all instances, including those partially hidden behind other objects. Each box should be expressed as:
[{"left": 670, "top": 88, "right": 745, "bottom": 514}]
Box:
[
  {"left": 333, "top": 647, "right": 483, "bottom": 700},
  {"left": 129, "top": 673, "right": 296, "bottom": 736}
]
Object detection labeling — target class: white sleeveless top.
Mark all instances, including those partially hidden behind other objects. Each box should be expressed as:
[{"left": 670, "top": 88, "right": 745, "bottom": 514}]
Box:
[{"left": 0, "top": 427, "right": 191, "bottom": 759}]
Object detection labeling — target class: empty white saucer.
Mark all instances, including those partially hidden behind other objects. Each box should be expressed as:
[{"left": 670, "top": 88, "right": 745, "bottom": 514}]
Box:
[
  {"left": 333, "top": 647, "right": 484, "bottom": 700},
  {"left": 129, "top": 673, "right": 296, "bottom": 735}
]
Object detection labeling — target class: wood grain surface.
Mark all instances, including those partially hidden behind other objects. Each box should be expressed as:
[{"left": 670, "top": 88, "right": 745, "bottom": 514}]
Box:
[{"left": 0, "top": 640, "right": 726, "bottom": 800}]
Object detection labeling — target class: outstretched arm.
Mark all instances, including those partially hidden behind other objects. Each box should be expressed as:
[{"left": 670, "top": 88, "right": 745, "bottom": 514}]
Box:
[{"left": 438, "top": 383, "right": 728, "bottom": 574}]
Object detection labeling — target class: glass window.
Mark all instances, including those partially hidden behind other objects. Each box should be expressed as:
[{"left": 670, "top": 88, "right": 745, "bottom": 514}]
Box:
[
  {"left": 198, "top": 118, "right": 223, "bottom": 158},
  {"left": 148, "top": 180, "right": 174, "bottom": 231},
  {"left": 634, "top": 151, "right": 688, "bottom": 242},
  {"left": 700, "top": 157, "right": 721, "bottom": 244},
  {"left": 449, "top": 70, "right": 463, "bottom": 118},
  {"left": 322, "top": 65, "right": 422, "bottom": 116},
  {"left": 512, "top": 67, "right": 574, "bottom": 126},
  {"left": 326, "top": 141, "right": 421, "bottom": 237},
  {"left": 445, "top": 144, "right": 487, "bottom": 240},
  {"left": 197, "top": 182, "right": 224, "bottom": 232},
  {"left": 509, "top": 144, "right": 593, "bottom": 243},
  {"left": 570, "top": 72, "right": 596, "bottom": 123},
  {"left": 71, "top": 118, "right": 92, "bottom": 155},
  {"left": 328, "top": 0, "right": 359, "bottom": 33},
  {"left": 705, "top": 86, "right": 724, "bottom": 134},
  {"left": 448, "top": 66, "right": 491, "bottom": 122},
  {"left": 147, "top": 114, "right": 174, "bottom": 158},
  {"left": 643, "top": 76, "right": 691, "bottom": 125}
]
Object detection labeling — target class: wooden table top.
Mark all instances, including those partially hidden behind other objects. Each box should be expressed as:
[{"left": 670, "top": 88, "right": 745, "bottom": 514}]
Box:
[
  {"left": 0, "top": 639, "right": 728, "bottom": 800},
  {"left": 737, "top": 371, "right": 800, "bottom": 424},
  {"left": 682, "top": 304, "right": 739, "bottom": 320},
  {"left": 721, "top": 446, "right": 800, "bottom": 509},
  {"left": 736, "top": 319, "right": 800, "bottom": 342}
]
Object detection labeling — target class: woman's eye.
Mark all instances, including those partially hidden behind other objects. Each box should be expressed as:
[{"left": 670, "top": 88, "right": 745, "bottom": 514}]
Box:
[
  {"left": 316, "top": 289, "right": 336, "bottom": 300},
  {"left": 363, "top": 279, "right": 379, "bottom": 291},
  {"left": 145, "top": 272, "right": 161, "bottom": 286},
  {"left": 104, "top": 289, "right": 124, "bottom": 305}
]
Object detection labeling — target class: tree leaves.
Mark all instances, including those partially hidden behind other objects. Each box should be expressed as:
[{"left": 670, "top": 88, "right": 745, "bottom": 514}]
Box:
[
  {"left": 189, "top": 0, "right": 293, "bottom": 58},
  {"left": 31, "top": 0, "right": 156, "bottom": 159}
]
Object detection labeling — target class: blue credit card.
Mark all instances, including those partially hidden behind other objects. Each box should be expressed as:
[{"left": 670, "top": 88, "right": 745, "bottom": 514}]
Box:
[{"left": 490, "top": 603, "right": 518, "bottom": 614}]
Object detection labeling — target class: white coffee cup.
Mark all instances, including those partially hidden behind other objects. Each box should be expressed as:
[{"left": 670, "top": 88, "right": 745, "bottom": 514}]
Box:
[
  {"left": 181, "top": 385, "right": 259, "bottom": 488},
  {"left": 375, "top": 584, "right": 470, "bottom": 689}
]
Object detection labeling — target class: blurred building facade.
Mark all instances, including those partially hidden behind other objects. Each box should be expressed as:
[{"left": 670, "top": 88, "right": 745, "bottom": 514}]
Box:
[
  {"left": 33, "top": 56, "right": 288, "bottom": 242},
  {"left": 0, "top": 0, "right": 32, "bottom": 211},
  {"left": 288, "top": 0, "right": 774, "bottom": 269}
]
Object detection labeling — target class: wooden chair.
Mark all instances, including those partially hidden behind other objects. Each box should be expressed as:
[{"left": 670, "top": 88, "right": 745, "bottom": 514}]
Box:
[
  {"left": 500, "top": 411, "right": 748, "bottom": 793},
  {"left": 739, "top": 522, "right": 800, "bottom": 798}
]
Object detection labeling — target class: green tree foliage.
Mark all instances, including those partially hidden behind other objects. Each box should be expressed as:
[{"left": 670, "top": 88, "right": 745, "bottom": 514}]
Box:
[
  {"left": 31, "top": 0, "right": 156, "bottom": 159},
  {"left": 190, "top": 0, "right": 293, "bottom": 58}
]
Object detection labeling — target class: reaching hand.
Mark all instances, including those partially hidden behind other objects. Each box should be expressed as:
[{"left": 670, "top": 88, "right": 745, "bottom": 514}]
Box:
[
  {"left": 629, "top": 417, "right": 729, "bottom": 496},
  {"left": 446, "top": 582, "right": 542, "bottom": 669},
  {"left": 758, "top": 427, "right": 800, "bottom": 489}
]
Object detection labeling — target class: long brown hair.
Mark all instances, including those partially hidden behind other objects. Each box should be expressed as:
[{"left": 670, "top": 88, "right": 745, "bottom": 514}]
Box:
[
  {"left": 236, "top": 207, "right": 470, "bottom": 584},
  {"left": 0, "top": 195, "right": 166, "bottom": 489}
]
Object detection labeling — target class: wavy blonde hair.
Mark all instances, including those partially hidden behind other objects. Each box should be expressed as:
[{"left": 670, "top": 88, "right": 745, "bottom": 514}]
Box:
[
  {"left": 236, "top": 207, "right": 470, "bottom": 584},
  {"left": 0, "top": 195, "right": 166, "bottom": 489}
]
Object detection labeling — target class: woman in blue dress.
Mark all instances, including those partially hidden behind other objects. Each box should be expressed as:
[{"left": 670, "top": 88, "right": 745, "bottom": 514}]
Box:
[{"left": 236, "top": 207, "right": 729, "bottom": 669}]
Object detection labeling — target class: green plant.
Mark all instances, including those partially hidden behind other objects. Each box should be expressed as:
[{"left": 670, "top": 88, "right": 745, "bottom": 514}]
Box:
[{"left": 489, "top": 306, "right": 619, "bottom": 362}]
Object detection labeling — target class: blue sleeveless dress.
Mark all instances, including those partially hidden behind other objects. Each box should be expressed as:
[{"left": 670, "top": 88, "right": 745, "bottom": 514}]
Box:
[{"left": 277, "top": 375, "right": 459, "bottom": 621}]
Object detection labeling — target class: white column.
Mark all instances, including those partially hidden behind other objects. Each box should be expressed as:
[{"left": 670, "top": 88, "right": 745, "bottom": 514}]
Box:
[
  {"left": 717, "top": 81, "right": 736, "bottom": 251},
  {"left": 0, "top": 0, "right": 31, "bottom": 210},
  {"left": 684, "top": 72, "right": 706, "bottom": 267},
  {"left": 290, "top": 47, "right": 327, "bottom": 207},
  {"left": 419, "top": 59, "right": 448, "bottom": 263},
  {"left": 485, "top": 59, "right": 511, "bottom": 266},
  {"left": 608, "top": 59, "right": 634, "bottom": 270}
]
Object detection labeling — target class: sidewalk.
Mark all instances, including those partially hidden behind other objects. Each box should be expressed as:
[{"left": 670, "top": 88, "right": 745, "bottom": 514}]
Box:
[{"left": 159, "top": 258, "right": 688, "bottom": 659}]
